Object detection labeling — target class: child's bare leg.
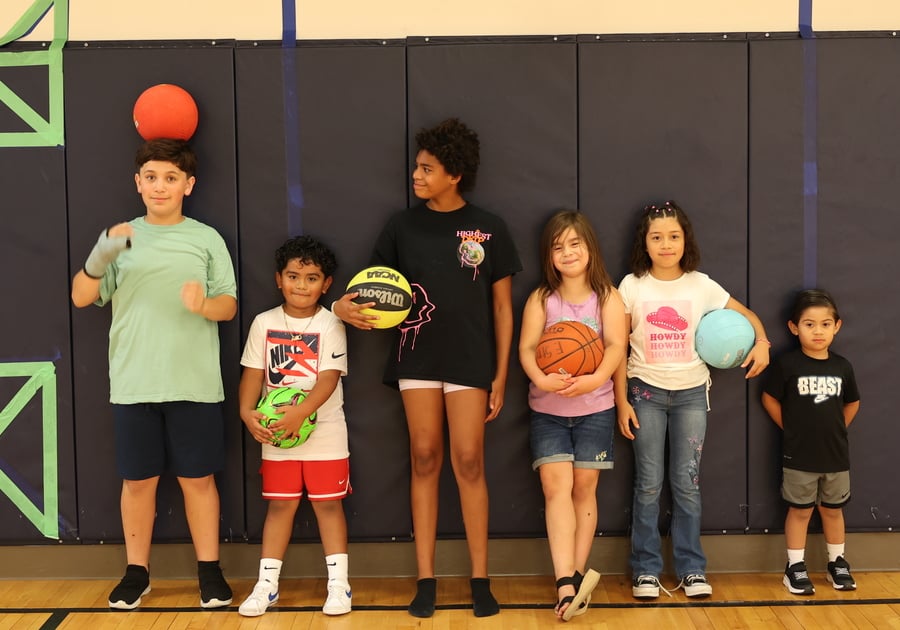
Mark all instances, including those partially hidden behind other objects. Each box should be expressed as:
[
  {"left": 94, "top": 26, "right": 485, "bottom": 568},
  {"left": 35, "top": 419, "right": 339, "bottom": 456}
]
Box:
[{"left": 121, "top": 477, "right": 160, "bottom": 567}]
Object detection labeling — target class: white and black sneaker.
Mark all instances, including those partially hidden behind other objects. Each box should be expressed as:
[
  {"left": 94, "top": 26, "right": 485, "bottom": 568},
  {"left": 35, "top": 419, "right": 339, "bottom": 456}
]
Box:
[
  {"left": 108, "top": 564, "right": 151, "bottom": 610},
  {"left": 784, "top": 561, "right": 815, "bottom": 595},
  {"left": 826, "top": 556, "right": 856, "bottom": 591},
  {"left": 678, "top": 574, "right": 712, "bottom": 598},
  {"left": 198, "top": 562, "right": 233, "bottom": 609},
  {"left": 632, "top": 575, "right": 662, "bottom": 599}
]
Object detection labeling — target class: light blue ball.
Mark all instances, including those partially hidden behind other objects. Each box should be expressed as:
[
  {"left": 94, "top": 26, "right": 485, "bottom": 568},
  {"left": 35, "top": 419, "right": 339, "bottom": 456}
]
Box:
[{"left": 695, "top": 309, "right": 755, "bottom": 369}]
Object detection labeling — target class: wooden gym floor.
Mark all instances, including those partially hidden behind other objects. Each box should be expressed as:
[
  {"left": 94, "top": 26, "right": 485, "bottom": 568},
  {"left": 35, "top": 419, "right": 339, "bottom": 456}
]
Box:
[{"left": 2, "top": 572, "right": 899, "bottom": 629}]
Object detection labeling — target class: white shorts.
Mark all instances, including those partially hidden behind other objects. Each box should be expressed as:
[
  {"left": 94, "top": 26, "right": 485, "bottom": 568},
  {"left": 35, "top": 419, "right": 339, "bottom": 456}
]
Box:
[{"left": 398, "top": 379, "right": 475, "bottom": 393}]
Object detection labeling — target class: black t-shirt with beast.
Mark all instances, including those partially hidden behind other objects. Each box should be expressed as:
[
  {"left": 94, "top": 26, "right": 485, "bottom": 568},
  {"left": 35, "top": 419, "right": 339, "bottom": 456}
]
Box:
[{"left": 764, "top": 349, "right": 860, "bottom": 473}]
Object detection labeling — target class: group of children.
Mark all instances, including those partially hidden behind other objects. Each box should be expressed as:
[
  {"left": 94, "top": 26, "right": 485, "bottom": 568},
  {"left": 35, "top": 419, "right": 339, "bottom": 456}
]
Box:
[{"left": 71, "top": 119, "right": 861, "bottom": 620}]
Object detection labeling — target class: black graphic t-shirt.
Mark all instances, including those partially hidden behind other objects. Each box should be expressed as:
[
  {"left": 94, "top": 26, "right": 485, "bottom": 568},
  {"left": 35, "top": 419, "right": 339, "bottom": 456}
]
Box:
[
  {"left": 764, "top": 349, "right": 860, "bottom": 472},
  {"left": 372, "top": 203, "right": 522, "bottom": 389}
]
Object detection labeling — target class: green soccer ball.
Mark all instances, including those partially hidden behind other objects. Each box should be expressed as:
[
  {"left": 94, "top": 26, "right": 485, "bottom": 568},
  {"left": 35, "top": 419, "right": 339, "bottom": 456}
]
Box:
[{"left": 256, "top": 386, "right": 317, "bottom": 448}]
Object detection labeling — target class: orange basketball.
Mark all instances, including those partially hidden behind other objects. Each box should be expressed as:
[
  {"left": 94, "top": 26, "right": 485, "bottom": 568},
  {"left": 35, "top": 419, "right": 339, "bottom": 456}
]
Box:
[{"left": 535, "top": 321, "right": 604, "bottom": 376}]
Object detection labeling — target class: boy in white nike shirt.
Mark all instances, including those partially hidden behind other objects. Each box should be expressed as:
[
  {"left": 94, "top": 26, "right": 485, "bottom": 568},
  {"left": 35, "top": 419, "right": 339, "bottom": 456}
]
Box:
[
  {"left": 238, "top": 235, "right": 352, "bottom": 616},
  {"left": 762, "top": 289, "right": 860, "bottom": 596}
]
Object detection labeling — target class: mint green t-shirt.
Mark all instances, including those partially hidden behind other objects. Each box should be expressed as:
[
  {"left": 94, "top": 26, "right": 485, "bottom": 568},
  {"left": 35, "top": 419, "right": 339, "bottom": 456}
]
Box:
[{"left": 97, "top": 217, "right": 237, "bottom": 404}]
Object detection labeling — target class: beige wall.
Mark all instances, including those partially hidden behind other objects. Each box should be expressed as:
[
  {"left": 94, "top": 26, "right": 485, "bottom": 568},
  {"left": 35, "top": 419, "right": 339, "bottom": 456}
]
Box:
[{"left": 4, "top": 1, "right": 899, "bottom": 43}]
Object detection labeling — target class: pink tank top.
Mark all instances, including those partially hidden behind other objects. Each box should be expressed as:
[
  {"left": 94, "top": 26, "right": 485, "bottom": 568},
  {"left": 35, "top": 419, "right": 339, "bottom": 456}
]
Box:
[{"left": 528, "top": 291, "right": 615, "bottom": 416}]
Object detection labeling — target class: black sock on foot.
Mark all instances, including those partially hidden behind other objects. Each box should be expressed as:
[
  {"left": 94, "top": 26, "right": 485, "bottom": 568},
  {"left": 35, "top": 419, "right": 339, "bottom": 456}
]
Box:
[
  {"left": 408, "top": 578, "right": 437, "bottom": 618},
  {"left": 471, "top": 577, "right": 500, "bottom": 617}
]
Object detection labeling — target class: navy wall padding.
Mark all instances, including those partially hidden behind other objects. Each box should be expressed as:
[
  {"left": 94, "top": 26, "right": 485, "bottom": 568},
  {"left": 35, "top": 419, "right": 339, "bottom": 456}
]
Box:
[
  {"left": 0, "top": 146, "right": 77, "bottom": 542},
  {"left": 747, "top": 38, "right": 807, "bottom": 531}
]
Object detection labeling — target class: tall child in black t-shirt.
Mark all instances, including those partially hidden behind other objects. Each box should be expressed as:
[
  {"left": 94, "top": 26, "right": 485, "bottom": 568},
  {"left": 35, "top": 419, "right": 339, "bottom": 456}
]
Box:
[
  {"left": 762, "top": 289, "right": 860, "bottom": 595},
  {"left": 333, "top": 118, "right": 522, "bottom": 618}
]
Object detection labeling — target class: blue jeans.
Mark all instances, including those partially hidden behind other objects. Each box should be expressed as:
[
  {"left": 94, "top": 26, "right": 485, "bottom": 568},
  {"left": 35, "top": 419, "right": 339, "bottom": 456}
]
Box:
[{"left": 627, "top": 378, "right": 708, "bottom": 579}]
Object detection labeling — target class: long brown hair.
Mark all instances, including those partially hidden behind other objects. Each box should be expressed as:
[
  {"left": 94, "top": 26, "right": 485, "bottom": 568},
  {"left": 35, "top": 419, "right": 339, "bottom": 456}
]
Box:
[
  {"left": 629, "top": 200, "right": 701, "bottom": 276},
  {"left": 537, "top": 210, "right": 613, "bottom": 305}
]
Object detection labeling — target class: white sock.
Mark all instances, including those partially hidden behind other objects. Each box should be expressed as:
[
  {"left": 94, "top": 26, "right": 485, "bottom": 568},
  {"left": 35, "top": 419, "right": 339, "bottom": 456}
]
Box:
[
  {"left": 787, "top": 549, "right": 805, "bottom": 566},
  {"left": 325, "top": 553, "right": 349, "bottom": 585},
  {"left": 826, "top": 543, "right": 845, "bottom": 563},
  {"left": 259, "top": 557, "right": 283, "bottom": 587}
]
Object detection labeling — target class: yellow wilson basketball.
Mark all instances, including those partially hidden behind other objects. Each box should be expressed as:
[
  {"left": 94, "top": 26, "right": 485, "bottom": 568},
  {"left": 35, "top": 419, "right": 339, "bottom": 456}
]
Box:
[{"left": 346, "top": 266, "right": 413, "bottom": 329}]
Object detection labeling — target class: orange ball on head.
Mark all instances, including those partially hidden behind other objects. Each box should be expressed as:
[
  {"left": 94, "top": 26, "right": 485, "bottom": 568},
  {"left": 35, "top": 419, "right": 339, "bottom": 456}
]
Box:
[
  {"left": 133, "top": 83, "right": 199, "bottom": 141},
  {"left": 536, "top": 321, "right": 604, "bottom": 376}
]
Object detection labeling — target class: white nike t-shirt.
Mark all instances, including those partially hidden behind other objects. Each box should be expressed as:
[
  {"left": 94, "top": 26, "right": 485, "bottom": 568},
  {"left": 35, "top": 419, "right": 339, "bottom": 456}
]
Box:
[{"left": 241, "top": 305, "right": 349, "bottom": 461}]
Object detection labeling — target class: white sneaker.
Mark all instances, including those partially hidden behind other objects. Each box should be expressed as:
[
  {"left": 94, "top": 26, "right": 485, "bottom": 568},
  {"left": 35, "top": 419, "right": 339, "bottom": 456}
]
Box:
[
  {"left": 323, "top": 581, "right": 352, "bottom": 615},
  {"left": 238, "top": 580, "right": 279, "bottom": 617}
]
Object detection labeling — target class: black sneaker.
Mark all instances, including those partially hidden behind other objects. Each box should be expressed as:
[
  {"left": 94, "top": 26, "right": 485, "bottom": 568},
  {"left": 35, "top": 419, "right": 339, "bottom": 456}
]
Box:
[
  {"left": 826, "top": 556, "right": 857, "bottom": 591},
  {"left": 198, "top": 562, "right": 233, "bottom": 608},
  {"left": 680, "top": 574, "right": 713, "bottom": 598},
  {"left": 632, "top": 575, "right": 661, "bottom": 599},
  {"left": 783, "top": 561, "right": 815, "bottom": 595},
  {"left": 109, "top": 564, "right": 151, "bottom": 610}
]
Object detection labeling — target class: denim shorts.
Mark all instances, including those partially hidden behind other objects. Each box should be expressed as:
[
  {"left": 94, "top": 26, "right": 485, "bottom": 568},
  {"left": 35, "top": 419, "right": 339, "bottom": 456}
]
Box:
[{"left": 529, "top": 407, "right": 616, "bottom": 470}]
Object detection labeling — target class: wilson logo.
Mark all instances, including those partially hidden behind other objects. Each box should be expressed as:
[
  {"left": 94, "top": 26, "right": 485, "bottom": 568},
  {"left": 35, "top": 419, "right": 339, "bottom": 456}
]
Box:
[{"left": 357, "top": 287, "right": 408, "bottom": 307}]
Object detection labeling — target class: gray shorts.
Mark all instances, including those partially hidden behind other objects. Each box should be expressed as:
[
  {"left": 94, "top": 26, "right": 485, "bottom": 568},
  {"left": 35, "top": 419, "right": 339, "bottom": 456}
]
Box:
[{"left": 781, "top": 468, "right": 850, "bottom": 509}]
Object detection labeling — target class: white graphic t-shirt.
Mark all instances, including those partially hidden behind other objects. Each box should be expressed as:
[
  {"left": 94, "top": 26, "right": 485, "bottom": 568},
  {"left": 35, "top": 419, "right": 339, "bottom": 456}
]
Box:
[
  {"left": 619, "top": 271, "right": 730, "bottom": 391},
  {"left": 241, "top": 305, "right": 348, "bottom": 461}
]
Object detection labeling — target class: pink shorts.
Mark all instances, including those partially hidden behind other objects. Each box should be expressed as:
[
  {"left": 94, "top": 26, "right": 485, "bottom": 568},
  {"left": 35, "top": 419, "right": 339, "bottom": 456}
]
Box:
[{"left": 259, "top": 458, "right": 351, "bottom": 501}]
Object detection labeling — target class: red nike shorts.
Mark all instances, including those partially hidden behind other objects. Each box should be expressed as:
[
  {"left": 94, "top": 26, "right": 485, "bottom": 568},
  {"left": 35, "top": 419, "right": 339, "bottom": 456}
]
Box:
[{"left": 259, "top": 458, "right": 351, "bottom": 501}]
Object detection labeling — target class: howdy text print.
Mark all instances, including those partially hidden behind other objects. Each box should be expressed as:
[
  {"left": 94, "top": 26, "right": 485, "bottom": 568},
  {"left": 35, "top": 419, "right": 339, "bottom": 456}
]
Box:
[{"left": 643, "top": 301, "right": 691, "bottom": 363}]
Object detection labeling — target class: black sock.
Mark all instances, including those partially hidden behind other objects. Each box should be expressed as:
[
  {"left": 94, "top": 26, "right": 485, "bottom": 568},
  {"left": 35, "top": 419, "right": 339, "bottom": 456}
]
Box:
[
  {"left": 408, "top": 578, "right": 437, "bottom": 618},
  {"left": 471, "top": 577, "right": 500, "bottom": 617}
]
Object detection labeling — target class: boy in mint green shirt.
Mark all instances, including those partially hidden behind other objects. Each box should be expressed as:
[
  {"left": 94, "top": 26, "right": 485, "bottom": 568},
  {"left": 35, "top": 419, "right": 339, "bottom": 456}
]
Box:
[{"left": 71, "top": 138, "right": 236, "bottom": 610}]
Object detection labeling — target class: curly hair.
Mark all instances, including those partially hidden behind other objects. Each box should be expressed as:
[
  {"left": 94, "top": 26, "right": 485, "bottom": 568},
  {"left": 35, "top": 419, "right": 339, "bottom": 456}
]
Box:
[
  {"left": 415, "top": 118, "right": 480, "bottom": 192},
  {"left": 629, "top": 200, "right": 701, "bottom": 276},
  {"left": 134, "top": 139, "right": 197, "bottom": 178},
  {"left": 275, "top": 235, "right": 338, "bottom": 277}
]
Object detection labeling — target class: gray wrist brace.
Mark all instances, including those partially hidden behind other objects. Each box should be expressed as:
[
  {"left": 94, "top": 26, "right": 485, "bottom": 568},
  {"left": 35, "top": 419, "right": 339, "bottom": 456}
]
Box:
[{"left": 84, "top": 229, "right": 131, "bottom": 279}]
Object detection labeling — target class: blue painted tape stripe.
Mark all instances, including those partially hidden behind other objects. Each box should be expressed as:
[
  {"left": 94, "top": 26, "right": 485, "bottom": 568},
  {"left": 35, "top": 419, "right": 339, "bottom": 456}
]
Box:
[
  {"left": 800, "top": 0, "right": 817, "bottom": 288},
  {"left": 282, "top": 0, "right": 304, "bottom": 236},
  {"left": 799, "top": 0, "right": 814, "bottom": 39}
]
